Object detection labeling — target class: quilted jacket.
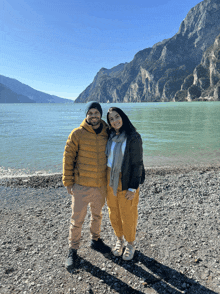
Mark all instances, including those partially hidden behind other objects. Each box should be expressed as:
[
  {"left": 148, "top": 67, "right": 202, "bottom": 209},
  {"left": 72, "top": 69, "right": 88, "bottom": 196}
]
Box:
[{"left": 62, "top": 118, "right": 108, "bottom": 187}]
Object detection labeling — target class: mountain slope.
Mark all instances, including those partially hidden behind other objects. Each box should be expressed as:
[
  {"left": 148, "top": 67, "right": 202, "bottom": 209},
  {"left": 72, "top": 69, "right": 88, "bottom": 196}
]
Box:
[
  {"left": 0, "top": 83, "right": 35, "bottom": 103},
  {"left": 75, "top": 0, "right": 220, "bottom": 103},
  {"left": 0, "top": 75, "right": 73, "bottom": 103},
  {"left": 175, "top": 34, "right": 220, "bottom": 101}
]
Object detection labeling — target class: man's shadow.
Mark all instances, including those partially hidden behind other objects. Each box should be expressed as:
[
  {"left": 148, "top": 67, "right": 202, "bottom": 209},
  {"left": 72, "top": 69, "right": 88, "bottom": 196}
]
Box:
[{"left": 68, "top": 250, "right": 218, "bottom": 294}]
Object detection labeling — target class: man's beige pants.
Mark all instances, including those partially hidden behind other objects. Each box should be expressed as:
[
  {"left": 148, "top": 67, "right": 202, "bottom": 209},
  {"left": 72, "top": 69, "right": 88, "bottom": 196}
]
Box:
[{"left": 69, "top": 184, "right": 106, "bottom": 250}]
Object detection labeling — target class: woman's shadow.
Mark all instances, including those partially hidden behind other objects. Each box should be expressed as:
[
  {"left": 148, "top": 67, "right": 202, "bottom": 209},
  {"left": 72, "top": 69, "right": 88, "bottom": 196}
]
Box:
[{"left": 69, "top": 250, "right": 218, "bottom": 294}]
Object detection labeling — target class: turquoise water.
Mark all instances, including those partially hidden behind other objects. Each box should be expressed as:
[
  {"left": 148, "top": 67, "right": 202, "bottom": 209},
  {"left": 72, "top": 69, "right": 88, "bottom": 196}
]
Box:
[{"left": 0, "top": 102, "right": 220, "bottom": 178}]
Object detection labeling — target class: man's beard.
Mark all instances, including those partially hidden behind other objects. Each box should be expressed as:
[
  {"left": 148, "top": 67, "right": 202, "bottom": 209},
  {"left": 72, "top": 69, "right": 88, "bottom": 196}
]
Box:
[{"left": 87, "top": 117, "right": 101, "bottom": 126}]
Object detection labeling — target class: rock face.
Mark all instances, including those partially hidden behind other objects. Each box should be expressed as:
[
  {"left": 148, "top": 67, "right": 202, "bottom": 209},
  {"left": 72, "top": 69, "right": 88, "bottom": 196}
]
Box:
[
  {"left": 75, "top": 0, "right": 220, "bottom": 103},
  {"left": 175, "top": 34, "right": 220, "bottom": 101},
  {"left": 0, "top": 75, "right": 73, "bottom": 103}
]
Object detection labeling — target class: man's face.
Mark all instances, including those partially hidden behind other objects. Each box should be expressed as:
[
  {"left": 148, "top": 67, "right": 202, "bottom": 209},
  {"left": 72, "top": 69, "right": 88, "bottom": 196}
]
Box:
[{"left": 86, "top": 108, "right": 101, "bottom": 129}]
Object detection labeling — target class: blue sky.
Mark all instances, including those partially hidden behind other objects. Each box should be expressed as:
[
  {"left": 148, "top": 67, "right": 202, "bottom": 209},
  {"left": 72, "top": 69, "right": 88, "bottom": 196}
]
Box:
[{"left": 1, "top": 0, "right": 202, "bottom": 100}]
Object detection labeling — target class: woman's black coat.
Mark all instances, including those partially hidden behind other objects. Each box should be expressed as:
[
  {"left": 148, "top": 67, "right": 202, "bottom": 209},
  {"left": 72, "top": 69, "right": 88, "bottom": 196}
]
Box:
[{"left": 120, "top": 131, "right": 145, "bottom": 191}]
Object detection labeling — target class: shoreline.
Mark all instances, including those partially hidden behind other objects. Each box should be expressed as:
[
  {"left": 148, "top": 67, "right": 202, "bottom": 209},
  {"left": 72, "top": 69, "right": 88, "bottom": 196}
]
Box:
[{"left": 1, "top": 162, "right": 220, "bottom": 189}]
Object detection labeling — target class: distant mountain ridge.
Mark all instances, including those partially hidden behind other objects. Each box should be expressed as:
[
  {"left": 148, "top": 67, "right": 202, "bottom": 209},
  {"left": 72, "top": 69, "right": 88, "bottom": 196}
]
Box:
[
  {"left": 0, "top": 83, "right": 34, "bottom": 103},
  {"left": 75, "top": 0, "right": 220, "bottom": 103},
  {"left": 0, "top": 75, "right": 73, "bottom": 103}
]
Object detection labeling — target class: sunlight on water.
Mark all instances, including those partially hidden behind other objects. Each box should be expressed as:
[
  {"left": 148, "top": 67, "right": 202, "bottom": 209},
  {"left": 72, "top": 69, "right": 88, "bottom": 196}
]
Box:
[{"left": 0, "top": 102, "right": 220, "bottom": 177}]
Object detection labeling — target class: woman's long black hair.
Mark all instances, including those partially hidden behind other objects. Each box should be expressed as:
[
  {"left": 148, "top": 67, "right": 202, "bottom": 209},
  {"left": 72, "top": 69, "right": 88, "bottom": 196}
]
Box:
[{"left": 107, "top": 107, "right": 136, "bottom": 136}]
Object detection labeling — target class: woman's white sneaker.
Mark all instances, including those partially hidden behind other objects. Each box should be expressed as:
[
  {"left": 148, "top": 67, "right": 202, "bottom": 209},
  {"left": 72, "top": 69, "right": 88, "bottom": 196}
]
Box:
[
  {"left": 122, "top": 244, "right": 135, "bottom": 261},
  {"left": 112, "top": 239, "right": 125, "bottom": 257}
]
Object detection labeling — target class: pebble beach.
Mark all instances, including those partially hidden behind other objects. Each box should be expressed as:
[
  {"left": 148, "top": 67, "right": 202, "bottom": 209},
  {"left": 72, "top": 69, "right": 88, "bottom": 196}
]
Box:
[{"left": 1, "top": 164, "right": 220, "bottom": 294}]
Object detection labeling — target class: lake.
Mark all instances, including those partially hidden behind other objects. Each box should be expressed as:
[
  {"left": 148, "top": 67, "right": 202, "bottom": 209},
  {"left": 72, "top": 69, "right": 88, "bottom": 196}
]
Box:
[{"left": 0, "top": 102, "right": 220, "bottom": 178}]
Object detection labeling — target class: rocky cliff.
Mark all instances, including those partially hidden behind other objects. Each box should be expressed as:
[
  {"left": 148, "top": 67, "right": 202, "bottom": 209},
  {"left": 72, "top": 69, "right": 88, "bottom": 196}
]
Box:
[
  {"left": 175, "top": 34, "right": 220, "bottom": 101},
  {"left": 75, "top": 0, "right": 220, "bottom": 103}
]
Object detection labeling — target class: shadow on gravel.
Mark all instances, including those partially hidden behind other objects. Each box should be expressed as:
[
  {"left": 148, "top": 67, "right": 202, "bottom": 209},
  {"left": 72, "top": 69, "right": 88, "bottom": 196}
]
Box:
[
  {"left": 107, "top": 250, "right": 217, "bottom": 294},
  {"left": 68, "top": 255, "right": 145, "bottom": 294},
  {"left": 138, "top": 251, "right": 218, "bottom": 293},
  {"left": 68, "top": 251, "right": 218, "bottom": 294}
]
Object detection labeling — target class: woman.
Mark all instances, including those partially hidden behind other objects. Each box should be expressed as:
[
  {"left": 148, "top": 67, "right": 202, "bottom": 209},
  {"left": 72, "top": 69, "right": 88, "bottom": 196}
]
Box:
[{"left": 105, "top": 107, "right": 145, "bottom": 261}]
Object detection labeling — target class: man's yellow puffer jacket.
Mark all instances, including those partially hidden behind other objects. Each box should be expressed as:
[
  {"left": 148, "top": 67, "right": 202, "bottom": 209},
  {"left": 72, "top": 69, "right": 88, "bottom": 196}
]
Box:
[{"left": 62, "top": 118, "right": 108, "bottom": 187}]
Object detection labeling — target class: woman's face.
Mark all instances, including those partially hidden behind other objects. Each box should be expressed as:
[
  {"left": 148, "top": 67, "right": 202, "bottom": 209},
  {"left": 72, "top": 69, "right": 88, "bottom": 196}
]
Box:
[{"left": 108, "top": 111, "right": 123, "bottom": 133}]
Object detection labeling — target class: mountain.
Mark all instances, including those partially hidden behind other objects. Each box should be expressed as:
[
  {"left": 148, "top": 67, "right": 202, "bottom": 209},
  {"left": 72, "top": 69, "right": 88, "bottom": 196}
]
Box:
[
  {"left": 0, "top": 83, "right": 35, "bottom": 103},
  {"left": 175, "top": 34, "right": 220, "bottom": 101},
  {"left": 75, "top": 0, "right": 220, "bottom": 103},
  {"left": 0, "top": 75, "right": 73, "bottom": 103}
]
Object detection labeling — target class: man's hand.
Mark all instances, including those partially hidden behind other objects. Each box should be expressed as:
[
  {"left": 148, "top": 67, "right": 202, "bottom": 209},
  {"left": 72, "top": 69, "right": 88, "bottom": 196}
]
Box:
[
  {"left": 125, "top": 190, "right": 135, "bottom": 200},
  {"left": 67, "top": 185, "right": 74, "bottom": 195}
]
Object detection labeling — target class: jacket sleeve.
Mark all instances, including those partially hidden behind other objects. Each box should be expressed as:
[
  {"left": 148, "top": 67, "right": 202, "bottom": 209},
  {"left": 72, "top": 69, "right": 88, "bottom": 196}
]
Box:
[
  {"left": 129, "top": 134, "right": 144, "bottom": 189},
  {"left": 62, "top": 129, "right": 80, "bottom": 187}
]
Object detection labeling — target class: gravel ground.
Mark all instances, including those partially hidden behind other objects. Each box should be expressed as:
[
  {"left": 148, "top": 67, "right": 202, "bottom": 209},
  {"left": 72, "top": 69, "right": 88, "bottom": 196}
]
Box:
[{"left": 0, "top": 164, "right": 220, "bottom": 294}]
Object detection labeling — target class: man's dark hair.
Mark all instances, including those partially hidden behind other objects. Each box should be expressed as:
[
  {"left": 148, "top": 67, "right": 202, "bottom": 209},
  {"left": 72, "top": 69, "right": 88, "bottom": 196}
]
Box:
[{"left": 107, "top": 107, "right": 136, "bottom": 136}]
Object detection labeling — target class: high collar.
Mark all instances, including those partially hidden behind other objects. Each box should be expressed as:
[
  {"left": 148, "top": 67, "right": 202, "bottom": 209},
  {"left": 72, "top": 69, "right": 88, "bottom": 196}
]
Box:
[{"left": 80, "top": 118, "right": 107, "bottom": 136}]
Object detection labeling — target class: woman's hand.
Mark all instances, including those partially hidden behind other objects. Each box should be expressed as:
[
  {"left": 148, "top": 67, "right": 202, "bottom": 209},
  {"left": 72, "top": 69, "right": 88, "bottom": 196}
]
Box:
[
  {"left": 125, "top": 190, "right": 135, "bottom": 200},
  {"left": 67, "top": 185, "right": 74, "bottom": 195}
]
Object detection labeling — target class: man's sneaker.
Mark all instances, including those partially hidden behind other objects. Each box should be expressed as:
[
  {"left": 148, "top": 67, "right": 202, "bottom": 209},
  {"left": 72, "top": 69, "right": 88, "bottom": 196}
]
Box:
[
  {"left": 65, "top": 248, "right": 77, "bottom": 270},
  {"left": 90, "top": 238, "right": 110, "bottom": 254}
]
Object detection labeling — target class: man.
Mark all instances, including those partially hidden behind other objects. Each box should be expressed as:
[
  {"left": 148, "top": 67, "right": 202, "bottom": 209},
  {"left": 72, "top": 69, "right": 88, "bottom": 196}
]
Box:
[{"left": 63, "top": 101, "right": 110, "bottom": 270}]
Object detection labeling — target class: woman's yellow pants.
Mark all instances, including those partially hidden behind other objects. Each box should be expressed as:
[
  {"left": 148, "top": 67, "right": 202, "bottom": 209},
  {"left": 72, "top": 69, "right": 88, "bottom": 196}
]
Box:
[{"left": 107, "top": 167, "right": 139, "bottom": 243}]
